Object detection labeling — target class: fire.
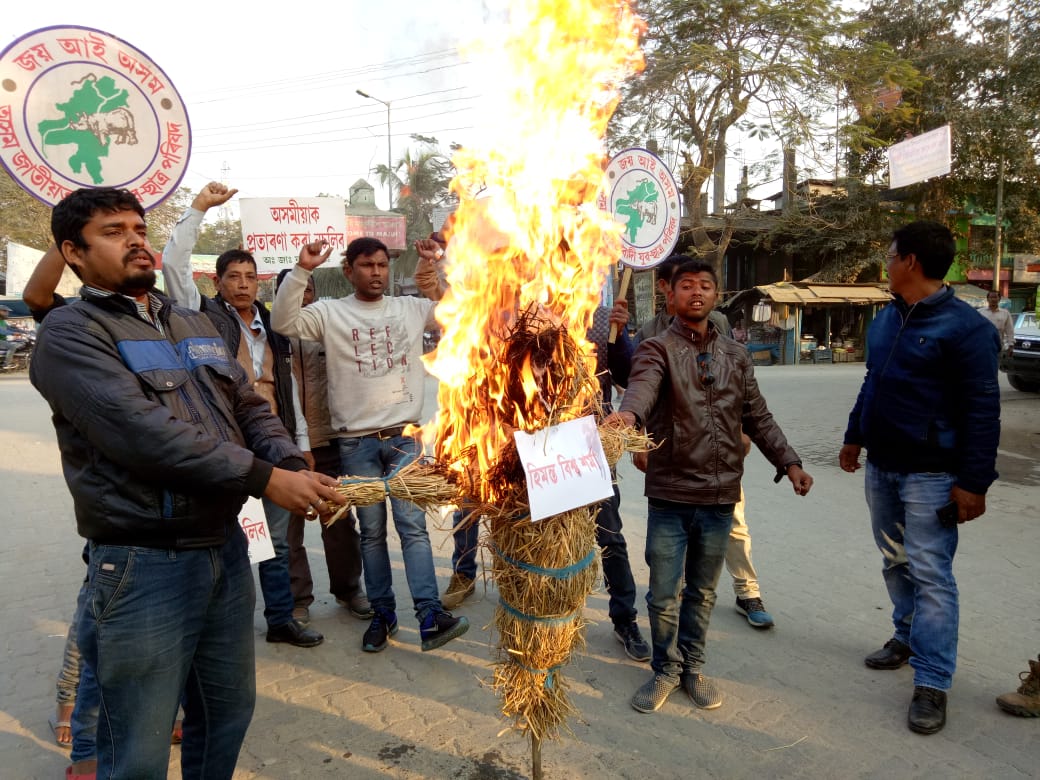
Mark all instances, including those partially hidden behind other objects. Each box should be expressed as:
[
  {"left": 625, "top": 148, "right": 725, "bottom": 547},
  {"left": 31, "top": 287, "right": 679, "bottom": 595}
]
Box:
[{"left": 421, "top": 0, "right": 644, "bottom": 501}]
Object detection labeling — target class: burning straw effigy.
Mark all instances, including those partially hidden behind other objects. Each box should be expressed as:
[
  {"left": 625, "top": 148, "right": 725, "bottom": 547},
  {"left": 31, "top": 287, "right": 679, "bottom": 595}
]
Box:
[
  {"left": 327, "top": 307, "right": 652, "bottom": 776},
  {"left": 329, "top": 1, "right": 645, "bottom": 775}
]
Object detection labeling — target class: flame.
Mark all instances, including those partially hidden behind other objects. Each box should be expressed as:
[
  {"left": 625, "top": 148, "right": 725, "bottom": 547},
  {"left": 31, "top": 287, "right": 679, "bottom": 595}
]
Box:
[{"left": 420, "top": 0, "right": 644, "bottom": 503}]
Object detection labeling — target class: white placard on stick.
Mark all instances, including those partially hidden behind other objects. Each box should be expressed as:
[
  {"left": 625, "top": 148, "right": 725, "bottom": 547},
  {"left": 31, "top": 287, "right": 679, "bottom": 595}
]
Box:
[
  {"left": 239, "top": 197, "right": 346, "bottom": 274},
  {"left": 238, "top": 496, "right": 275, "bottom": 564},
  {"left": 513, "top": 416, "right": 613, "bottom": 522}
]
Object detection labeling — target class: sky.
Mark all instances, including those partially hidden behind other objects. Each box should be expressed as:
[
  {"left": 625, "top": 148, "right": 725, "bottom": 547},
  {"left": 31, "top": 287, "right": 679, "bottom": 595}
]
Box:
[
  {"left": 3, "top": 1, "right": 499, "bottom": 215},
  {"left": 3, "top": 1, "right": 803, "bottom": 220}
]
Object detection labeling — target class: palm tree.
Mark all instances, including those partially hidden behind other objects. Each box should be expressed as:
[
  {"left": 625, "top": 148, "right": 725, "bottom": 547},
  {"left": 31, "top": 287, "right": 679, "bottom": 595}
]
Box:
[{"left": 373, "top": 137, "right": 455, "bottom": 244}]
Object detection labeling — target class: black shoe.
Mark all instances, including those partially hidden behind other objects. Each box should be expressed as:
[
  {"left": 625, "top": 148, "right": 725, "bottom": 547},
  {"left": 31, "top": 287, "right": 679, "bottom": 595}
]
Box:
[
  {"left": 864, "top": 638, "right": 912, "bottom": 670},
  {"left": 908, "top": 686, "right": 947, "bottom": 734},
  {"left": 613, "top": 621, "right": 651, "bottom": 662},
  {"left": 362, "top": 609, "right": 398, "bottom": 653},
  {"left": 266, "top": 618, "right": 324, "bottom": 648},
  {"left": 419, "top": 610, "right": 469, "bottom": 651}
]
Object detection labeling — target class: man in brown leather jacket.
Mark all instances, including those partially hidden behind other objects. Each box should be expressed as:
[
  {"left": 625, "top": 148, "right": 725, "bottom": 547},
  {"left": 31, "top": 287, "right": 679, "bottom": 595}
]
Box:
[{"left": 606, "top": 258, "right": 813, "bottom": 715}]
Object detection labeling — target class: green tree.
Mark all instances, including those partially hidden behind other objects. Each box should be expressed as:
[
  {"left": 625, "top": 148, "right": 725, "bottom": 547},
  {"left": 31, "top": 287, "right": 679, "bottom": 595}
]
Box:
[
  {"left": 195, "top": 217, "right": 243, "bottom": 255},
  {"left": 373, "top": 137, "right": 454, "bottom": 242},
  {"left": 145, "top": 187, "right": 193, "bottom": 250},
  {"left": 769, "top": 0, "right": 1040, "bottom": 280},
  {"left": 373, "top": 136, "right": 455, "bottom": 285},
  {"left": 609, "top": 0, "right": 915, "bottom": 279}
]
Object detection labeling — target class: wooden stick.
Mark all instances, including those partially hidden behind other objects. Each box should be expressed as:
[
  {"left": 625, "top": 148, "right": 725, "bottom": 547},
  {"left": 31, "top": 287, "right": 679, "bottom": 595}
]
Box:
[
  {"left": 532, "top": 733, "right": 543, "bottom": 780},
  {"left": 607, "top": 266, "right": 632, "bottom": 344}
]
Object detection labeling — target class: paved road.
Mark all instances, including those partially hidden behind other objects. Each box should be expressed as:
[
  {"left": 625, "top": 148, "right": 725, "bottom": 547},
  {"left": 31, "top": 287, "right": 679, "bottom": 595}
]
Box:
[{"left": 1, "top": 365, "right": 1037, "bottom": 779}]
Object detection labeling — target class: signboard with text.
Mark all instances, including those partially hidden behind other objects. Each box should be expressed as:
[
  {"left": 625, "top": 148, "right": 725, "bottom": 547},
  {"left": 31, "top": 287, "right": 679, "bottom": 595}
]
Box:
[
  {"left": 240, "top": 197, "right": 346, "bottom": 274},
  {"left": 0, "top": 26, "right": 190, "bottom": 210},
  {"left": 598, "top": 147, "right": 681, "bottom": 269},
  {"left": 888, "top": 125, "right": 951, "bottom": 189},
  {"left": 346, "top": 214, "right": 407, "bottom": 252},
  {"left": 513, "top": 416, "right": 613, "bottom": 522}
]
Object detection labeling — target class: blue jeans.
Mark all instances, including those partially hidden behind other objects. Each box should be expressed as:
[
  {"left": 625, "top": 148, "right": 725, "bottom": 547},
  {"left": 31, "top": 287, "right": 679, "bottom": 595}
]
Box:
[
  {"left": 65, "top": 580, "right": 99, "bottom": 762},
  {"left": 79, "top": 534, "right": 256, "bottom": 779},
  {"left": 339, "top": 434, "right": 441, "bottom": 622},
  {"left": 451, "top": 508, "right": 479, "bottom": 580},
  {"left": 596, "top": 482, "right": 638, "bottom": 627},
  {"left": 865, "top": 463, "right": 959, "bottom": 690},
  {"left": 258, "top": 497, "right": 294, "bottom": 628},
  {"left": 645, "top": 500, "right": 733, "bottom": 678}
]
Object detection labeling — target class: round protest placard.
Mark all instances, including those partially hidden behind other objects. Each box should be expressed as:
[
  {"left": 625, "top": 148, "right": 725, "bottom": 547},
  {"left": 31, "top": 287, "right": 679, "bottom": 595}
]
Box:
[
  {"left": 0, "top": 25, "right": 190, "bottom": 210},
  {"left": 599, "top": 147, "right": 681, "bottom": 269}
]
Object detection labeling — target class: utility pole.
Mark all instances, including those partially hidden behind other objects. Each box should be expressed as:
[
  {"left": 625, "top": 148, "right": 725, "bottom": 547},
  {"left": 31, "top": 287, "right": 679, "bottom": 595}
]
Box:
[
  {"left": 992, "top": 12, "right": 1011, "bottom": 293},
  {"left": 356, "top": 89, "right": 393, "bottom": 210}
]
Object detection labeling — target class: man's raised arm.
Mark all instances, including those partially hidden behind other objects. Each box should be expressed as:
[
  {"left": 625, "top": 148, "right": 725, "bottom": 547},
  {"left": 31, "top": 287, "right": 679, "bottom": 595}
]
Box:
[{"left": 162, "top": 182, "right": 237, "bottom": 309}]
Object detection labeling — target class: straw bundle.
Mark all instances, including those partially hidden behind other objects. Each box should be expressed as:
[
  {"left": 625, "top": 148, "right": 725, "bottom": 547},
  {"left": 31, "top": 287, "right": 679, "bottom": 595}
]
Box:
[
  {"left": 490, "top": 506, "right": 599, "bottom": 739},
  {"left": 325, "top": 459, "right": 460, "bottom": 526}
]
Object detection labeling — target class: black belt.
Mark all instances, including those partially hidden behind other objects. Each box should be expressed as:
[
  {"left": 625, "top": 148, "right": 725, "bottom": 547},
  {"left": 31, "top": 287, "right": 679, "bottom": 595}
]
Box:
[{"left": 366, "top": 426, "right": 408, "bottom": 440}]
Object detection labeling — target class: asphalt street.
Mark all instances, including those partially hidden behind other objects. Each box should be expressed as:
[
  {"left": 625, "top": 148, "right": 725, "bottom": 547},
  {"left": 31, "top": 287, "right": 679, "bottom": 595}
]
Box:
[{"left": 1, "top": 364, "right": 1037, "bottom": 779}]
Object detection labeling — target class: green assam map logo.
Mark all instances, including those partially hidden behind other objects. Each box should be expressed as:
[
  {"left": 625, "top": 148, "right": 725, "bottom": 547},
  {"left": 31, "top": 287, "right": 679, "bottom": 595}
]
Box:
[
  {"left": 0, "top": 25, "right": 189, "bottom": 210},
  {"left": 599, "top": 147, "right": 681, "bottom": 269}
]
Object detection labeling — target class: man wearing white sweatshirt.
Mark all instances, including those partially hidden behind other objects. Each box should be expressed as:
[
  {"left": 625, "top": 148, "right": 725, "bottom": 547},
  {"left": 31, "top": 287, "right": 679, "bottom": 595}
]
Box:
[{"left": 272, "top": 237, "right": 468, "bottom": 654}]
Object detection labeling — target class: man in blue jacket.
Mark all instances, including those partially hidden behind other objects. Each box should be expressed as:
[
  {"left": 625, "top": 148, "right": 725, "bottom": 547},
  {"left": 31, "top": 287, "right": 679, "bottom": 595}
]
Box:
[
  {"left": 840, "top": 220, "right": 1001, "bottom": 735},
  {"left": 31, "top": 187, "right": 345, "bottom": 777}
]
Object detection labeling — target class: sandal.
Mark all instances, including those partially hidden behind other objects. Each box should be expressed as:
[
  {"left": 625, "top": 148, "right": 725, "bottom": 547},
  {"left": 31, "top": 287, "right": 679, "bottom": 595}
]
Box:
[{"left": 49, "top": 707, "right": 73, "bottom": 749}]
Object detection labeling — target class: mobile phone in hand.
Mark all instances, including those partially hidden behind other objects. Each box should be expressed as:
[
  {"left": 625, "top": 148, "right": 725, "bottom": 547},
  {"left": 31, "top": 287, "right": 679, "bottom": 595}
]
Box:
[{"left": 936, "top": 500, "right": 959, "bottom": 527}]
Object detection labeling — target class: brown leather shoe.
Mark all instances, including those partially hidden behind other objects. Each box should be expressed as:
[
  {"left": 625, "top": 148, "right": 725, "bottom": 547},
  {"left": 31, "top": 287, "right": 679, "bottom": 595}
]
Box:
[
  {"left": 908, "top": 686, "right": 946, "bottom": 734},
  {"left": 864, "top": 638, "right": 912, "bottom": 670},
  {"left": 996, "top": 656, "right": 1040, "bottom": 717}
]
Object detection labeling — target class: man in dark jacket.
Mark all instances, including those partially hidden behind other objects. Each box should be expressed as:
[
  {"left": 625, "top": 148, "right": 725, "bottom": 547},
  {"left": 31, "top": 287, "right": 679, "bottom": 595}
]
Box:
[
  {"left": 163, "top": 182, "right": 323, "bottom": 648},
  {"left": 606, "top": 259, "right": 813, "bottom": 715},
  {"left": 31, "top": 187, "right": 344, "bottom": 778},
  {"left": 840, "top": 220, "right": 1001, "bottom": 735}
]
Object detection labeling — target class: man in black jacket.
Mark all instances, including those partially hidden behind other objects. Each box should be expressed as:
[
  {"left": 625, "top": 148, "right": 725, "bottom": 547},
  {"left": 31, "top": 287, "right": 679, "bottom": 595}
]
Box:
[
  {"left": 31, "top": 187, "right": 344, "bottom": 778},
  {"left": 163, "top": 182, "right": 323, "bottom": 647}
]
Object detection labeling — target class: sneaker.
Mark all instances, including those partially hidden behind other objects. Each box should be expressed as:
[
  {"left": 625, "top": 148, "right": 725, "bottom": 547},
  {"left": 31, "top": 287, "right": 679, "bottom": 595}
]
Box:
[
  {"left": 419, "top": 610, "right": 470, "bottom": 651},
  {"left": 735, "top": 596, "right": 774, "bottom": 629},
  {"left": 613, "top": 621, "right": 651, "bottom": 662},
  {"left": 362, "top": 609, "right": 398, "bottom": 653},
  {"left": 337, "top": 591, "right": 375, "bottom": 620},
  {"left": 292, "top": 605, "right": 310, "bottom": 626},
  {"left": 631, "top": 673, "right": 680, "bottom": 713},
  {"left": 996, "top": 655, "right": 1040, "bottom": 718},
  {"left": 864, "top": 638, "right": 912, "bottom": 670},
  {"left": 682, "top": 673, "right": 723, "bottom": 709},
  {"left": 441, "top": 573, "right": 476, "bottom": 611}
]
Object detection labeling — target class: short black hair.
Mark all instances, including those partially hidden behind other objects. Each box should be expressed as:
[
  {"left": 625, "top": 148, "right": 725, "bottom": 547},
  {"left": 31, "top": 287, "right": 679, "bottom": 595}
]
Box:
[
  {"left": 672, "top": 259, "right": 718, "bottom": 289},
  {"left": 51, "top": 188, "right": 145, "bottom": 250},
  {"left": 892, "top": 221, "right": 956, "bottom": 281},
  {"left": 215, "top": 249, "right": 256, "bottom": 278},
  {"left": 656, "top": 254, "right": 692, "bottom": 284},
  {"left": 343, "top": 237, "right": 389, "bottom": 267}
]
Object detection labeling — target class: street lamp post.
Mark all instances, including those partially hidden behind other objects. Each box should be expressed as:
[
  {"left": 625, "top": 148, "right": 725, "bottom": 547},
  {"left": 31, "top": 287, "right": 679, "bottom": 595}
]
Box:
[{"left": 356, "top": 89, "right": 392, "bottom": 209}]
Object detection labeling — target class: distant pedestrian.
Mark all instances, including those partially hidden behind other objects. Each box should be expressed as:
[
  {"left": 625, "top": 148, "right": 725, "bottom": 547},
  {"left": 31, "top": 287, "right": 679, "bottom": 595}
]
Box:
[
  {"left": 840, "top": 220, "right": 1000, "bottom": 735},
  {"left": 978, "top": 289, "right": 1015, "bottom": 353}
]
